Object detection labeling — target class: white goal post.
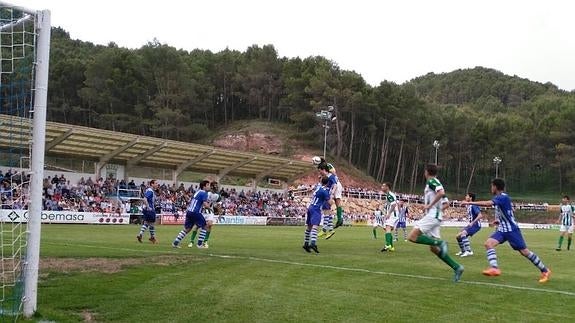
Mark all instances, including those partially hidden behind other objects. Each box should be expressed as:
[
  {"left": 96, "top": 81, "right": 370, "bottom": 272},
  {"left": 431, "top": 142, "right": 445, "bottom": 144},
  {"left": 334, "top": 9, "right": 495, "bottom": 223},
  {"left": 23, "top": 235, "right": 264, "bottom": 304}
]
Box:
[{"left": 0, "top": 1, "right": 50, "bottom": 319}]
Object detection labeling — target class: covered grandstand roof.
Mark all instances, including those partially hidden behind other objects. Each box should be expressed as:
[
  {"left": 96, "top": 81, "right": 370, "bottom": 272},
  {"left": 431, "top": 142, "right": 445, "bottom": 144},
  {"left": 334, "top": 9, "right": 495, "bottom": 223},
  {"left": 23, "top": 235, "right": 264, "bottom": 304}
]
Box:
[{"left": 0, "top": 114, "right": 313, "bottom": 181}]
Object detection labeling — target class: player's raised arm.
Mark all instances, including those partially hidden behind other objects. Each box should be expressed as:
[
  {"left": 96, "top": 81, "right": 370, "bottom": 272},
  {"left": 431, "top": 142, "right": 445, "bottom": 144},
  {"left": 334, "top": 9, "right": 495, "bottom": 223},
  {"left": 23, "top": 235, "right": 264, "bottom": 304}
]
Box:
[{"left": 462, "top": 200, "right": 494, "bottom": 208}]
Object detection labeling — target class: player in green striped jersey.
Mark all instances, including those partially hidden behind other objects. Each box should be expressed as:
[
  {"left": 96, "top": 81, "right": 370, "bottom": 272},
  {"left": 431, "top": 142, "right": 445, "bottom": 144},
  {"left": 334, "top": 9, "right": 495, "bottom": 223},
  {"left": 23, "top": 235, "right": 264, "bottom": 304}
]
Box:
[
  {"left": 556, "top": 195, "right": 574, "bottom": 251},
  {"left": 407, "top": 164, "right": 464, "bottom": 282},
  {"left": 380, "top": 182, "right": 399, "bottom": 252}
]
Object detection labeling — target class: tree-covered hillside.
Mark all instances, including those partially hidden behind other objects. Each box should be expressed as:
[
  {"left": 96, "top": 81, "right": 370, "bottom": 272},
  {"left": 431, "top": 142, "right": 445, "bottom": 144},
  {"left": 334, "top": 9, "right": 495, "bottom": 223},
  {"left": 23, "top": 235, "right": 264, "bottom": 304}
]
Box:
[{"left": 31, "top": 28, "right": 575, "bottom": 195}]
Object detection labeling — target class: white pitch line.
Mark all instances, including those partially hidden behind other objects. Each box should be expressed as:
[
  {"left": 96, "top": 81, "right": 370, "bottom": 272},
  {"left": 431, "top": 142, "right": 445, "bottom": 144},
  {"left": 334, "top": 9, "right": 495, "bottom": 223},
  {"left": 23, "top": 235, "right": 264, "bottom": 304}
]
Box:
[
  {"left": 207, "top": 253, "right": 575, "bottom": 297},
  {"left": 45, "top": 242, "right": 575, "bottom": 297}
]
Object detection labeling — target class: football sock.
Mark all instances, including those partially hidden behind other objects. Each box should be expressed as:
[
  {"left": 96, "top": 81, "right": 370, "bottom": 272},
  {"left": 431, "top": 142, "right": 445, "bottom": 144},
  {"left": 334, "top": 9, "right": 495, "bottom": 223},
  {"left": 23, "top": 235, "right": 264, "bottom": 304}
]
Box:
[
  {"left": 138, "top": 223, "right": 149, "bottom": 236},
  {"left": 437, "top": 252, "right": 460, "bottom": 270},
  {"left": 385, "top": 232, "right": 393, "bottom": 247},
  {"left": 372, "top": 228, "right": 377, "bottom": 239},
  {"left": 456, "top": 236, "right": 465, "bottom": 252},
  {"left": 525, "top": 251, "right": 547, "bottom": 272},
  {"left": 394, "top": 230, "right": 398, "bottom": 241},
  {"left": 322, "top": 216, "right": 328, "bottom": 232},
  {"left": 304, "top": 229, "right": 310, "bottom": 245},
  {"left": 149, "top": 225, "right": 156, "bottom": 238},
  {"left": 486, "top": 248, "right": 498, "bottom": 268},
  {"left": 173, "top": 230, "right": 187, "bottom": 246},
  {"left": 336, "top": 207, "right": 343, "bottom": 223},
  {"left": 204, "top": 231, "right": 211, "bottom": 243},
  {"left": 190, "top": 230, "right": 198, "bottom": 243},
  {"left": 557, "top": 236, "right": 564, "bottom": 248},
  {"left": 197, "top": 229, "right": 207, "bottom": 245},
  {"left": 462, "top": 236, "right": 471, "bottom": 252},
  {"left": 403, "top": 229, "right": 407, "bottom": 240},
  {"left": 568, "top": 237, "right": 572, "bottom": 250},
  {"left": 310, "top": 228, "right": 318, "bottom": 246},
  {"left": 414, "top": 234, "right": 442, "bottom": 246},
  {"left": 327, "top": 215, "right": 334, "bottom": 231}
]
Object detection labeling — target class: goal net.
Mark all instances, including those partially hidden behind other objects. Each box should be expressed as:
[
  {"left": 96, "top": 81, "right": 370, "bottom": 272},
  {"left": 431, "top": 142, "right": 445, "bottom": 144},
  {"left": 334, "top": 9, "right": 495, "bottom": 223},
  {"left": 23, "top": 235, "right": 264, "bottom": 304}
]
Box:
[{"left": 0, "top": 2, "right": 50, "bottom": 321}]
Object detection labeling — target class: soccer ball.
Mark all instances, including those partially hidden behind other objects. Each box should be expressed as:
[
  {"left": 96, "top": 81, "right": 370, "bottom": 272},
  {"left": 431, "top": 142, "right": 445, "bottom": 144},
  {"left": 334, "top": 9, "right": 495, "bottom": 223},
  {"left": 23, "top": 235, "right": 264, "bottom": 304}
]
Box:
[{"left": 312, "top": 156, "right": 322, "bottom": 165}]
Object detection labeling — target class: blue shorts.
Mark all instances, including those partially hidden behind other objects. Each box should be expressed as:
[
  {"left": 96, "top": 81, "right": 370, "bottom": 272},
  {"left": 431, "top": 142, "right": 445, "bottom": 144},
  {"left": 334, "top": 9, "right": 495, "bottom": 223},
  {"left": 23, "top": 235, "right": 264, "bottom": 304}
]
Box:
[
  {"left": 490, "top": 229, "right": 527, "bottom": 250},
  {"left": 306, "top": 208, "right": 322, "bottom": 226},
  {"left": 142, "top": 209, "right": 156, "bottom": 223},
  {"left": 396, "top": 221, "right": 406, "bottom": 229},
  {"left": 463, "top": 224, "right": 481, "bottom": 237},
  {"left": 185, "top": 211, "right": 206, "bottom": 230}
]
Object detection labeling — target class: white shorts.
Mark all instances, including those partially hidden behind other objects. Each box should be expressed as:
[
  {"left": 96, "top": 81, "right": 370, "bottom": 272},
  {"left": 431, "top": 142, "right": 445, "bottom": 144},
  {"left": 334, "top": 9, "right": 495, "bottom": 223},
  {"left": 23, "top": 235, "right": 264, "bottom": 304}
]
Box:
[
  {"left": 372, "top": 221, "right": 383, "bottom": 228},
  {"left": 560, "top": 225, "right": 574, "bottom": 234},
  {"left": 384, "top": 216, "right": 399, "bottom": 228},
  {"left": 333, "top": 182, "right": 343, "bottom": 199},
  {"left": 202, "top": 211, "right": 215, "bottom": 223},
  {"left": 414, "top": 216, "right": 442, "bottom": 239}
]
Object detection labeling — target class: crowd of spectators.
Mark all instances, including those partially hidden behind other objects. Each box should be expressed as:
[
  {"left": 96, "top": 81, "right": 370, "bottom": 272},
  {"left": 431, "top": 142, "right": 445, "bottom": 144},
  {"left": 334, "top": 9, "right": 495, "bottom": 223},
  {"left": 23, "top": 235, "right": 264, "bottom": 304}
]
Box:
[
  {"left": 1, "top": 170, "right": 307, "bottom": 218},
  {"left": 0, "top": 168, "right": 548, "bottom": 221}
]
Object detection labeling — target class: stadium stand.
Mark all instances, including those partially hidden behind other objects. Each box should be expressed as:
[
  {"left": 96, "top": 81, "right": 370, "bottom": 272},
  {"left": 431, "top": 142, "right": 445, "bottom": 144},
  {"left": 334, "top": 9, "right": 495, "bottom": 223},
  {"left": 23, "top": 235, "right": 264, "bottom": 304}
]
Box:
[{"left": 0, "top": 114, "right": 311, "bottom": 184}]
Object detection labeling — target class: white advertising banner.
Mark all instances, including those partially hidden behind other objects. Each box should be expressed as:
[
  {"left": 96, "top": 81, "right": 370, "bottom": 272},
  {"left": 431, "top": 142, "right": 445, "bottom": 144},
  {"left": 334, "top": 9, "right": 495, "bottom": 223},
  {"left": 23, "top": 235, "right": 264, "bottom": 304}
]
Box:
[
  {"left": 216, "top": 215, "right": 268, "bottom": 225},
  {"left": 0, "top": 209, "right": 130, "bottom": 224}
]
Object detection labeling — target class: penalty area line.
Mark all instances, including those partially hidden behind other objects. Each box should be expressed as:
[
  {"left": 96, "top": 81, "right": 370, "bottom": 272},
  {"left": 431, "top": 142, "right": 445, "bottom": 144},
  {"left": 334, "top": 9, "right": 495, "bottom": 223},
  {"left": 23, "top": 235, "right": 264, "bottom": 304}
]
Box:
[{"left": 207, "top": 253, "right": 575, "bottom": 297}]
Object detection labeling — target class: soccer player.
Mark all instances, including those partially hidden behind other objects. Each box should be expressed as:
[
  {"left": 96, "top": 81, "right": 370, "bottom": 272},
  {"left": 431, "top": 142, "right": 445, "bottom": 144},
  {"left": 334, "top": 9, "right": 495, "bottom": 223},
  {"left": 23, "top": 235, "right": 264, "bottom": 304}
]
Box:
[
  {"left": 303, "top": 176, "right": 331, "bottom": 253},
  {"left": 318, "top": 158, "right": 345, "bottom": 228},
  {"left": 556, "top": 195, "right": 573, "bottom": 251},
  {"left": 189, "top": 181, "right": 220, "bottom": 248},
  {"left": 372, "top": 207, "right": 384, "bottom": 239},
  {"left": 319, "top": 200, "right": 336, "bottom": 239},
  {"left": 380, "top": 182, "right": 399, "bottom": 252},
  {"left": 407, "top": 164, "right": 464, "bottom": 282},
  {"left": 462, "top": 178, "right": 551, "bottom": 283},
  {"left": 394, "top": 200, "right": 409, "bottom": 242},
  {"left": 137, "top": 179, "right": 160, "bottom": 244},
  {"left": 172, "top": 180, "right": 211, "bottom": 248},
  {"left": 455, "top": 193, "right": 483, "bottom": 257}
]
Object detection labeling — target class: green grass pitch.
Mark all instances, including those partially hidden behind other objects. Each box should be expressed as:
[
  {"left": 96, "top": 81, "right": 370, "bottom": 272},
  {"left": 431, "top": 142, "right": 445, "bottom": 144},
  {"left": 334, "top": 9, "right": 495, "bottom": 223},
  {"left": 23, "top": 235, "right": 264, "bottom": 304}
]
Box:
[{"left": 24, "top": 225, "right": 575, "bottom": 322}]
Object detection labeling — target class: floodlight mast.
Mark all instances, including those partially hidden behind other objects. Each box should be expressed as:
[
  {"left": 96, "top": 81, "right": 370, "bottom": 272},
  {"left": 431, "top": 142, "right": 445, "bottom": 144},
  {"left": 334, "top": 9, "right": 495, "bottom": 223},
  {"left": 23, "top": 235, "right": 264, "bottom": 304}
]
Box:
[{"left": 316, "top": 106, "right": 335, "bottom": 159}]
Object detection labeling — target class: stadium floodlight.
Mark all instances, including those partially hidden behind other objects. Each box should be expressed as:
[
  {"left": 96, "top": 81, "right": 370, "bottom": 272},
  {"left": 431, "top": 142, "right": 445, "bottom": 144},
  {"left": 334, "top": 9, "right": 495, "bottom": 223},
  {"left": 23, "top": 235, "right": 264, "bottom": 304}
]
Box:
[
  {"left": 493, "top": 156, "right": 502, "bottom": 178},
  {"left": 0, "top": 1, "right": 51, "bottom": 319},
  {"left": 316, "top": 107, "right": 335, "bottom": 159},
  {"left": 432, "top": 140, "right": 440, "bottom": 164}
]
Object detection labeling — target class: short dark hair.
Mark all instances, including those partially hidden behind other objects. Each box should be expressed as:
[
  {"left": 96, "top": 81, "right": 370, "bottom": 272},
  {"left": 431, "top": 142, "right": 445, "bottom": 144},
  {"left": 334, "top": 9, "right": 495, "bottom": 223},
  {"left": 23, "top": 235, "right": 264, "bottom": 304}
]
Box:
[
  {"left": 492, "top": 178, "right": 505, "bottom": 191},
  {"left": 425, "top": 164, "right": 438, "bottom": 176},
  {"left": 382, "top": 182, "right": 392, "bottom": 189},
  {"left": 320, "top": 176, "right": 329, "bottom": 185},
  {"left": 563, "top": 195, "right": 570, "bottom": 200},
  {"left": 318, "top": 163, "right": 330, "bottom": 172},
  {"left": 149, "top": 179, "right": 157, "bottom": 186},
  {"left": 199, "top": 180, "right": 210, "bottom": 189},
  {"left": 467, "top": 192, "right": 476, "bottom": 201}
]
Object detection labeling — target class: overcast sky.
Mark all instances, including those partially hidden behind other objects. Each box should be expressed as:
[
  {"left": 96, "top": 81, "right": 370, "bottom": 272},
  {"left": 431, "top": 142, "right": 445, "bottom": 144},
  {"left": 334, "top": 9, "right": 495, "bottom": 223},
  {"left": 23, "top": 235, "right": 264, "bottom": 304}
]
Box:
[{"left": 13, "top": 0, "right": 575, "bottom": 91}]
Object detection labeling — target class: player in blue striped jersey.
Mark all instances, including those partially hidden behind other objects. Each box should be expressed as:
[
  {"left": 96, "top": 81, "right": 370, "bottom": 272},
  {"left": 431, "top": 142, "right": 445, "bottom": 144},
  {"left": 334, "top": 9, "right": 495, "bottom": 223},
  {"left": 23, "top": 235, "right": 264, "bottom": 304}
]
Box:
[
  {"left": 172, "top": 180, "right": 211, "bottom": 248},
  {"left": 556, "top": 195, "right": 574, "bottom": 251},
  {"left": 318, "top": 158, "right": 344, "bottom": 228},
  {"left": 136, "top": 179, "right": 160, "bottom": 244},
  {"left": 188, "top": 181, "right": 222, "bottom": 248},
  {"left": 463, "top": 179, "right": 551, "bottom": 283},
  {"left": 394, "top": 200, "right": 409, "bottom": 242},
  {"left": 455, "top": 193, "right": 483, "bottom": 257},
  {"left": 303, "top": 176, "right": 331, "bottom": 253}
]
